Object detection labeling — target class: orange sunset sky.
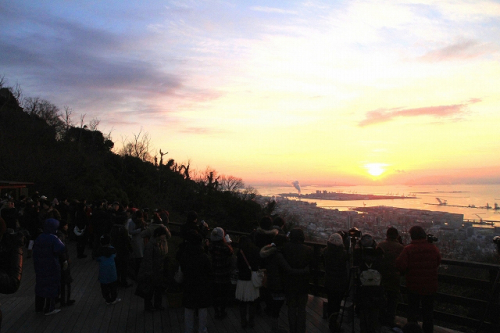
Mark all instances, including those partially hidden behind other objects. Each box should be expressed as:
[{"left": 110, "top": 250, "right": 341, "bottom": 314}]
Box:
[{"left": 2, "top": 1, "right": 500, "bottom": 186}]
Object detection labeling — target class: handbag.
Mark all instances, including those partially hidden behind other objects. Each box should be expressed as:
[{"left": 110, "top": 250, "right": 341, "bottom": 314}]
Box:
[
  {"left": 241, "top": 249, "right": 264, "bottom": 288},
  {"left": 174, "top": 266, "right": 183, "bottom": 284}
]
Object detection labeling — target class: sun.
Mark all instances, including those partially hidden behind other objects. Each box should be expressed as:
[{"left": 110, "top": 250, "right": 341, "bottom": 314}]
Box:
[{"left": 365, "top": 163, "right": 387, "bottom": 177}]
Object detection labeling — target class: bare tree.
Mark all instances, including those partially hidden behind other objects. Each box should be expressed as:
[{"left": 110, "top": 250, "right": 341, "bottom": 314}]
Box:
[
  {"left": 80, "top": 114, "right": 87, "bottom": 128},
  {"left": 89, "top": 118, "right": 100, "bottom": 131},
  {"left": 119, "top": 128, "right": 153, "bottom": 162},
  {"left": 197, "top": 167, "right": 220, "bottom": 190},
  {"left": 62, "top": 106, "right": 73, "bottom": 130},
  {"left": 239, "top": 186, "right": 258, "bottom": 200},
  {"left": 22, "top": 96, "right": 65, "bottom": 138},
  {"left": 220, "top": 175, "right": 245, "bottom": 193},
  {"left": 0, "top": 76, "right": 22, "bottom": 101},
  {"left": 159, "top": 149, "right": 168, "bottom": 166},
  {"left": 11, "top": 83, "right": 23, "bottom": 102},
  {"left": 179, "top": 160, "right": 191, "bottom": 179}
]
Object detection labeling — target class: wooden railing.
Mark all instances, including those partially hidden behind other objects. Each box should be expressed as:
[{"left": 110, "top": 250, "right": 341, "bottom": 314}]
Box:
[{"left": 168, "top": 222, "right": 500, "bottom": 332}]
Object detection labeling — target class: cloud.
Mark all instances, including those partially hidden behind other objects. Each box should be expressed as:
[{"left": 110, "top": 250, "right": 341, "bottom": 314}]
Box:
[
  {"left": 419, "top": 39, "right": 490, "bottom": 62},
  {"left": 358, "top": 99, "right": 481, "bottom": 127},
  {"left": 179, "top": 127, "right": 227, "bottom": 135},
  {"left": 250, "top": 6, "right": 298, "bottom": 15}
]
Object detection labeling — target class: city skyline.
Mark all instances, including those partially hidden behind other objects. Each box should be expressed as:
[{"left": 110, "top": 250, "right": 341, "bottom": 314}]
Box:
[{"left": 1, "top": 1, "right": 500, "bottom": 186}]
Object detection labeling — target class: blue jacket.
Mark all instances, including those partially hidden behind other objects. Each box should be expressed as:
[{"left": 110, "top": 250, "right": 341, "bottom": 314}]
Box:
[
  {"left": 33, "top": 218, "right": 65, "bottom": 298},
  {"left": 95, "top": 245, "right": 117, "bottom": 284}
]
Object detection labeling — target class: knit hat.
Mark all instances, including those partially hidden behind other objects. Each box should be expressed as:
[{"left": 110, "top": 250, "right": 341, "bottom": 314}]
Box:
[
  {"left": 328, "top": 233, "right": 343, "bottom": 247},
  {"left": 211, "top": 227, "right": 224, "bottom": 241}
]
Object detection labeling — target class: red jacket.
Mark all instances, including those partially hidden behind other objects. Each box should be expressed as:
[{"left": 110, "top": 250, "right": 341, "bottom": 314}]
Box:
[{"left": 395, "top": 239, "right": 441, "bottom": 295}]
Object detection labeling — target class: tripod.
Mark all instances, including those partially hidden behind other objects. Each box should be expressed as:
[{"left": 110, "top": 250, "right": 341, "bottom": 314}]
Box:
[{"left": 337, "top": 236, "right": 359, "bottom": 333}]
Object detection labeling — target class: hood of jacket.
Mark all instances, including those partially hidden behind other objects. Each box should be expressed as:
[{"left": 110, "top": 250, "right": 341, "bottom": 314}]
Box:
[
  {"left": 255, "top": 227, "right": 278, "bottom": 238},
  {"left": 260, "top": 244, "right": 278, "bottom": 258},
  {"left": 43, "top": 218, "right": 59, "bottom": 235}
]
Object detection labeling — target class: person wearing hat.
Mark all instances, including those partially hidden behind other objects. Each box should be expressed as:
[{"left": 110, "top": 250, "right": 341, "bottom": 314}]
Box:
[
  {"left": 396, "top": 226, "right": 441, "bottom": 333},
  {"left": 322, "top": 232, "right": 349, "bottom": 332},
  {"left": 377, "top": 227, "right": 404, "bottom": 328},
  {"left": 208, "top": 227, "right": 234, "bottom": 319},
  {"left": 353, "top": 233, "right": 385, "bottom": 333},
  {"left": 33, "top": 218, "right": 66, "bottom": 315},
  {"left": 95, "top": 234, "right": 121, "bottom": 305}
]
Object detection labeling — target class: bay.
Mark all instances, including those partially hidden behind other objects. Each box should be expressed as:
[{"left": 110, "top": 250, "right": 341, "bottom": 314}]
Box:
[{"left": 254, "top": 183, "right": 500, "bottom": 223}]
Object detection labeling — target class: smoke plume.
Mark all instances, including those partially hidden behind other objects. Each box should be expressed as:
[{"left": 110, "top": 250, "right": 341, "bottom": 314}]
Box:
[{"left": 292, "top": 180, "right": 301, "bottom": 194}]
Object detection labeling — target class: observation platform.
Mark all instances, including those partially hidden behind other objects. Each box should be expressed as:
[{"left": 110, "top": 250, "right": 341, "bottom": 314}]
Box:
[{"left": 0, "top": 239, "right": 462, "bottom": 333}]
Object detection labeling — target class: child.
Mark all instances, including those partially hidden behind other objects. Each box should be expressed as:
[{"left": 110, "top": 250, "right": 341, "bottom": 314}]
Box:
[{"left": 95, "top": 234, "right": 121, "bottom": 305}]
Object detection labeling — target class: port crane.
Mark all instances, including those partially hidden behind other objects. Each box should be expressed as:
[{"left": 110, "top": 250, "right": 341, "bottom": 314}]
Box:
[
  {"left": 436, "top": 198, "right": 447, "bottom": 205},
  {"left": 475, "top": 214, "right": 483, "bottom": 224}
]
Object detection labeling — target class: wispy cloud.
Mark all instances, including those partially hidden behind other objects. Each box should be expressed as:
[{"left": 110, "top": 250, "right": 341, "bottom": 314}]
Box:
[
  {"left": 250, "top": 6, "right": 298, "bottom": 15},
  {"left": 419, "top": 40, "right": 490, "bottom": 62},
  {"left": 358, "top": 99, "right": 481, "bottom": 127},
  {"left": 180, "top": 127, "right": 227, "bottom": 135}
]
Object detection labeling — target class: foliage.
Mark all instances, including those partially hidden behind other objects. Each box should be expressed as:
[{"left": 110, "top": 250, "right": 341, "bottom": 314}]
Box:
[{"left": 0, "top": 81, "right": 264, "bottom": 231}]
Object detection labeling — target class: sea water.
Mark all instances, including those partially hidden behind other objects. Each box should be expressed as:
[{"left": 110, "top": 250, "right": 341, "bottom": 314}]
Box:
[{"left": 253, "top": 183, "right": 500, "bottom": 222}]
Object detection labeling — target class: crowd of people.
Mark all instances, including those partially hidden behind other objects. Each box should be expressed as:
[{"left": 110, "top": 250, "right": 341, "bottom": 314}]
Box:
[{"left": 0, "top": 192, "right": 442, "bottom": 333}]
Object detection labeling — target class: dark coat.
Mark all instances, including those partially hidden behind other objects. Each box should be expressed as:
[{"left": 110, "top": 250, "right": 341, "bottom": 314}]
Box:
[
  {"left": 396, "top": 239, "right": 441, "bottom": 295},
  {"left": 237, "top": 242, "right": 261, "bottom": 281},
  {"left": 138, "top": 236, "right": 168, "bottom": 287},
  {"left": 322, "top": 243, "right": 349, "bottom": 293},
  {"left": 260, "top": 244, "right": 309, "bottom": 292},
  {"left": 377, "top": 238, "right": 404, "bottom": 292},
  {"left": 110, "top": 223, "right": 132, "bottom": 258},
  {"left": 208, "top": 240, "right": 233, "bottom": 284},
  {"left": 250, "top": 227, "right": 278, "bottom": 250},
  {"left": 179, "top": 243, "right": 213, "bottom": 309},
  {"left": 0, "top": 231, "right": 24, "bottom": 294},
  {"left": 33, "top": 219, "right": 65, "bottom": 298},
  {"left": 282, "top": 241, "right": 313, "bottom": 294}
]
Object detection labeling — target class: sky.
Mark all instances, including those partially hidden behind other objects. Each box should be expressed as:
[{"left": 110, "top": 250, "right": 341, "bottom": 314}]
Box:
[{"left": 1, "top": 0, "right": 500, "bottom": 187}]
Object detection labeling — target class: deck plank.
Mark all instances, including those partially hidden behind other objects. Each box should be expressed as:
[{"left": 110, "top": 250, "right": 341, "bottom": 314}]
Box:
[{"left": 0, "top": 239, "right": 461, "bottom": 333}]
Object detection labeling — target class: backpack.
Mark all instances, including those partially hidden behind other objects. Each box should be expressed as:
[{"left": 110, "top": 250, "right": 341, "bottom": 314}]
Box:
[{"left": 359, "top": 263, "right": 381, "bottom": 286}]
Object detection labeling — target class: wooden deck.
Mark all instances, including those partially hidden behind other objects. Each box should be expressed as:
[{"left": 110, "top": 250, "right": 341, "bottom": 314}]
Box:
[
  {"left": 0, "top": 241, "right": 461, "bottom": 333},
  {"left": 0, "top": 243, "right": 334, "bottom": 333}
]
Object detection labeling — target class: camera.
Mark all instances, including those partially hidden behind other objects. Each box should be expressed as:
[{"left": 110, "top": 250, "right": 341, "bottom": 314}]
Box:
[
  {"left": 494, "top": 236, "right": 500, "bottom": 254},
  {"left": 427, "top": 234, "right": 438, "bottom": 243},
  {"left": 349, "top": 227, "right": 361, "bottom": 239}
]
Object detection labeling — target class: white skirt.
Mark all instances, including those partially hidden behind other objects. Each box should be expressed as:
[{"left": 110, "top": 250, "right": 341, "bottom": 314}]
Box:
[{"left": 235, "top": 280, "right": 260, "bottom": 302}]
